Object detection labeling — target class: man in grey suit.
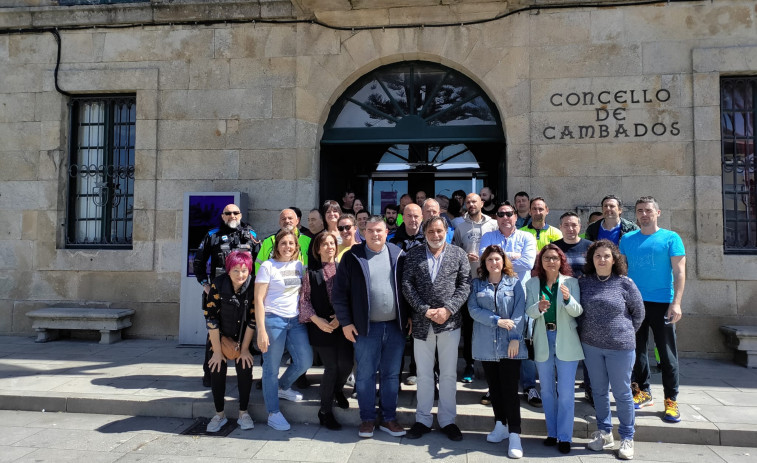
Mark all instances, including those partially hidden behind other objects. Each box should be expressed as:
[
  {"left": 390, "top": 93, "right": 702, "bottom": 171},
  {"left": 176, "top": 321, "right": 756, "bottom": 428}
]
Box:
[{"left": 401, "top": 216, "right": 471, "bottom": 441}]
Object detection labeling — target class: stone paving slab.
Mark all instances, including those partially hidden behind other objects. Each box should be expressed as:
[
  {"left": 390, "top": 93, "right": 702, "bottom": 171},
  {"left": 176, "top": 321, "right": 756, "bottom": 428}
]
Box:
[
  {"left": 0, "top": 336, "right": 755, "bottom": 448},
  {"left": 0, "top": 410, "right": 756, "bottom": 463}
]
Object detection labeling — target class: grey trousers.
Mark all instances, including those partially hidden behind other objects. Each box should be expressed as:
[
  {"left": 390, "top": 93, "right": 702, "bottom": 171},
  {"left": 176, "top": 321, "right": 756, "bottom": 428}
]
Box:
[{"left": 414, "top": 327, "right": 461, "bottom": 428}]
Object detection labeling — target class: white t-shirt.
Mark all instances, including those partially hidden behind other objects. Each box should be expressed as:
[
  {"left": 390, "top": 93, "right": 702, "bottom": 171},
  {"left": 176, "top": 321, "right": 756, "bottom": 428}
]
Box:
[{"left": 255, "top": 259, "right": 303, "bottom": 318}]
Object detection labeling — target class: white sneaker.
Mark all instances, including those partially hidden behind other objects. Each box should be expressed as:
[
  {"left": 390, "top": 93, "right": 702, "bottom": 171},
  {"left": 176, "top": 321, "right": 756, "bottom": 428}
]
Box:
[
  {"left": 587, "top": 430, "right": 614, "bottom": 451},
  {"left": 278, "top": 387, "right": 303, "bottom": 402},
  {"left": 237, "top": 412, "right": 254, "bottom": 430},
  {"left": 267, "top": 412, "right": 291, "bottom": 431},
  {"left": 486, "top": 421, "right": 509, "bottom": 443},
  {"left": 206, "top": 414, "right": 227, "bottom": 433},
  {"left": 346, "top": 373, "right": 356, "bottom": 387},
  {"left": 618, "top": 438, "right": 634, "bottom": 460},
  {"left": 508, "top": 433, "right": 523, "bottom": 459}
]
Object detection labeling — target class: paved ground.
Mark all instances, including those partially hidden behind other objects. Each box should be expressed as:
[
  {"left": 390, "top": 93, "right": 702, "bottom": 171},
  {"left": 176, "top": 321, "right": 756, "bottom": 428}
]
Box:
[
  {"left": 0, "top": 335, "right": 756, "bottom": 450},
  {"left": 1, "top": 410, "right": 756, "bottom": 463}
]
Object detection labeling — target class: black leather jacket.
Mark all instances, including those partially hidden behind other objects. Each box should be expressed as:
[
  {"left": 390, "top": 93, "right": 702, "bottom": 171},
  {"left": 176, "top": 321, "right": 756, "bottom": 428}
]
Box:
[{"left": 193, "top": 221, "right": 259, "bottom": 285}]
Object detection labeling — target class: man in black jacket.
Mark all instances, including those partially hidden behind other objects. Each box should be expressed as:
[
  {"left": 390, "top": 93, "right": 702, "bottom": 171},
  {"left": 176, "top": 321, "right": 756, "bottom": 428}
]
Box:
[
  {"left": 390, "top": 203, "right": 424, "bottom": 251},
  {"left": 333, "top": 216, "right": 409, "bottom": 439},
  {"left": 193, "top": 203, "right": 259, "bottom": 386}
]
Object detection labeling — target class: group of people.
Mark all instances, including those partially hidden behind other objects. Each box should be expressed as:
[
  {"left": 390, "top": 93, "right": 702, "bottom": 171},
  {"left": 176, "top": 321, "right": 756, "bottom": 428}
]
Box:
[{"left": 193, "top": 188, "right": 686, "bottom": 461}]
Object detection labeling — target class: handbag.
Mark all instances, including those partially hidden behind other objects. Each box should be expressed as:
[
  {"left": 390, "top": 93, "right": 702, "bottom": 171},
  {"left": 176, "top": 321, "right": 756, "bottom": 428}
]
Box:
[{"left": 220, "top": 335, "right": 241, "bottom": 360}]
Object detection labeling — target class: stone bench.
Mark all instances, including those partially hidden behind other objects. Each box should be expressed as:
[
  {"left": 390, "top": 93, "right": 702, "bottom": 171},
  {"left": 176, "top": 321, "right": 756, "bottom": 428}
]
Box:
[
  {"left": 26, "top": 308, "right": 136, "bottom": 344},
  {"left": 720, "top": 325, "right": 757, "bottom": 368}
]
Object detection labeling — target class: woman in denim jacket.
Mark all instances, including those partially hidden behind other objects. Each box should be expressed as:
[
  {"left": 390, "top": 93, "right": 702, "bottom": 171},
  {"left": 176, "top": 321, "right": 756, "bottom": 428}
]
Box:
[{"left": 468, "top": 245, "right": 526, "bottom": 459}]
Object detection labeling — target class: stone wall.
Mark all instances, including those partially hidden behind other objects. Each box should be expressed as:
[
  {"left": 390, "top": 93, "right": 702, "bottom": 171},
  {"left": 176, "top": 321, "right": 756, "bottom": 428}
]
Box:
[{"left": 0, "top": 0, "right": 755, "bottom": 355}]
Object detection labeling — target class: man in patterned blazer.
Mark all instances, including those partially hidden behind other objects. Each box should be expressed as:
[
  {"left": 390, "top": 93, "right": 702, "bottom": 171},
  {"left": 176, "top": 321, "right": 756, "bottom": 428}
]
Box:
[{"left": 401, "top": 216, "right": 471, "bottom": 441}]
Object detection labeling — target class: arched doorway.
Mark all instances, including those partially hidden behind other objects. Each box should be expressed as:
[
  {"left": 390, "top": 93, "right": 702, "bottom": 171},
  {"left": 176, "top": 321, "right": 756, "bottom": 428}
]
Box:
[{"left": 321, "top": 61, "right": 506, "bottom": 213}]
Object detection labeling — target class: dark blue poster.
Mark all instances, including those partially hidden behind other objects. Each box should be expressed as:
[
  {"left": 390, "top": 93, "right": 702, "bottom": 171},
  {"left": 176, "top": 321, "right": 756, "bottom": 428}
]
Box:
[{"left": 186, "top": 195, "right": 235, "bottom": 277}]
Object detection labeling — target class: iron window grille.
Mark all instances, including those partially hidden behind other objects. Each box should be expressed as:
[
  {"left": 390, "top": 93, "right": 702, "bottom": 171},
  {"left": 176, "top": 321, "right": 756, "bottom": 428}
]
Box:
[
  {"left": 66, "top": 95, "right": 136, "bottom": 249},
  {"left": 721, "top": 77, "right": 757, "bottom": 254}
]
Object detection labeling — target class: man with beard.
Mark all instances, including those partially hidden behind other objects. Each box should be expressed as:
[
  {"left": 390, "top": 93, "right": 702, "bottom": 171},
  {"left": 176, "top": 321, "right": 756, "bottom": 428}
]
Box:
[
  {"left": 255, "top": 208, "right": 311, "bottom": 274},
  {"left": 194, "top": 203, "right": 260, "bottom": 387},
  {"left": 480, "top": 187, "right": 497, "bottom": 219},
  {"left": 403, "top": 216, "right": 470, "bottom": 441},
  {"left": 383, "top": 204, "right": 399, "bottom": 239},
  {"left": 452, "top": 193, "right": 497, "bottom": 383}
]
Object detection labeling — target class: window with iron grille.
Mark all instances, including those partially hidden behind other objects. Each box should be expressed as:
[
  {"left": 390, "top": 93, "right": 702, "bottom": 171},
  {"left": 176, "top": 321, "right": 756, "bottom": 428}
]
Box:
[
  {"left": 66, "top": 95, "right": 136, "bottom": 249},
  {"left": 721, "top": 77, "right": 757, "bottom": 254}
]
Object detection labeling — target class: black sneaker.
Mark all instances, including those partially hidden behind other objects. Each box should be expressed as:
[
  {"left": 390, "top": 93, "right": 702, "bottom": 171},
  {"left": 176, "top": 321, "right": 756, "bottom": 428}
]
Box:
[
  {"left": 461, "top": 364, "right": 474, "bottom": 383},
  {"left": 405, "top": 422, "right": 432, "bottom": 439},
  {"left": 558, "top": 441, "right": 571, "bottom": 454},
  {"left": 480, "top": 391, "right": 491, "bottom": 406},
  {"left": 441, "top": 423, "right": 463, "bottom": 441},
  {"left": 585, "top": 385, "right": 594, "bottom": 407},
  {"left": 543, "top": 436, "right": 557, "bottom": 446}
]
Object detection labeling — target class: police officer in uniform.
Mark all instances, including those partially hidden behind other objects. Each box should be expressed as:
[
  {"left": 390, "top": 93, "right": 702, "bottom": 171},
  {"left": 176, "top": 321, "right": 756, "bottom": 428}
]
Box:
[{"left": 194, "top": 203, "right": 260, "bottom": 387}]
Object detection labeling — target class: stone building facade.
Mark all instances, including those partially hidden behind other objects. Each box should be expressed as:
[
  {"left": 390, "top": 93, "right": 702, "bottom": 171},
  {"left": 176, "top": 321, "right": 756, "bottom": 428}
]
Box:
[{"left": 0, "top": 0, "right": 755, "bottom": 356}]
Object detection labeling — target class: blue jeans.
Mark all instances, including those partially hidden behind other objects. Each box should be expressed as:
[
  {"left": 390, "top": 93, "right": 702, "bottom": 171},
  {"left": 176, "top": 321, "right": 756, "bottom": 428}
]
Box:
[
  {"left": 353, "top": 320, "right": 405, "bottom": 422},
  {"left": 521, "top": 359, "right": 537, "bottom": 391},
  {"left": 583, "top": 343, "right": 635, "bottom": 440},
  {"left": 261, "top": 313, "right": 313, "bottom": 414},
  {"left": 535, "top": 330, "right": 578, "bottom": 442}
]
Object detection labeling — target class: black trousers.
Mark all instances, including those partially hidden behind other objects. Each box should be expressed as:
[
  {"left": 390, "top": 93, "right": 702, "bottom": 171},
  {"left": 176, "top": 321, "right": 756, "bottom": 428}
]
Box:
[
  {"left": 210, "top": 359, "right": 253, "bottom": 413},
  {"left": 633, "top": 301, "right": 679, "bottom": 400},
  {"left": 482, "top": 358, "right": 522, "bottom": 434},
  {"left": 313, "top": 339, "right": 354, "bottom": 413},
  {"left": 461, "top": 302, "right": 474, "bottom": 366}
]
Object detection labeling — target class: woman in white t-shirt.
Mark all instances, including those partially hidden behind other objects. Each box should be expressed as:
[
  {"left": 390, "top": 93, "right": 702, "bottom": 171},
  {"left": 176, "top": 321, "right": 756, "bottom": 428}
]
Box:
[{"left": 254, "top": 229, "right": 313, "bottom": 431}]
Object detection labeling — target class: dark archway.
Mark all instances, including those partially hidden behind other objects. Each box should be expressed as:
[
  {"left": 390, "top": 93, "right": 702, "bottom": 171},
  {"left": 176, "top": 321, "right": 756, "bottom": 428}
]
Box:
[{"left": 321, "top": 61, "right": 506, "bottom": 212}]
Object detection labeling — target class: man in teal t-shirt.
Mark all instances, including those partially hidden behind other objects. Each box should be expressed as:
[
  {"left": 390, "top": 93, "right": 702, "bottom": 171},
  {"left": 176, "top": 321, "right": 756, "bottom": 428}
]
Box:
[{"left": 619, "top": 196, "right": 685, "bottom": 424}]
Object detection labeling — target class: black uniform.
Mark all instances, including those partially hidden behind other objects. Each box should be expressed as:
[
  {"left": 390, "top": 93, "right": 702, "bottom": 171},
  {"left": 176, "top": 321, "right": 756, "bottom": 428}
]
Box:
[{"left": 193, "top": 221, "right": 260, "bottom": 384}]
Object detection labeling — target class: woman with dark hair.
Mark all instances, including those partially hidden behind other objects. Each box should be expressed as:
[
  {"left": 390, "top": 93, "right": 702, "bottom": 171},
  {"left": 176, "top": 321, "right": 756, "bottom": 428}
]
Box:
[
  {"left": 321, "top": 200, "right": 342, "bottom": 245},
  {"left": 352, "top": 198, "right": 365, "bottom": 215},
  {"left": 204, "top": 250, "right": 256, "bottom": 433},
  {"left": 255, "top": 229, "right": 312, "bottom": 431},
  {"left": 299, "top": 232, "right": 353, "bottom": 430},
  {"left": 468, "top": 245, "right": 526, "bottom": 459},
  {"left": 580, "top": 240, "right": 644, "bottom": 460},
  {"left": 525, "top": 243, "right": 583, "bottom": 454}
]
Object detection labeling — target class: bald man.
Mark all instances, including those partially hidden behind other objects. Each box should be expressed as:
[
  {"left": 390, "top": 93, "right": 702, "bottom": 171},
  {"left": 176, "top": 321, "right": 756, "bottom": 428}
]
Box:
[
  {"left": 193, "top": 203, "right": 260, "bottom": 387},
  {"left": 422, "top": 199, "right": 454, "bottom": 244},
  {"left": 255, "top": 208, "right": 312, "bottom": 274}
]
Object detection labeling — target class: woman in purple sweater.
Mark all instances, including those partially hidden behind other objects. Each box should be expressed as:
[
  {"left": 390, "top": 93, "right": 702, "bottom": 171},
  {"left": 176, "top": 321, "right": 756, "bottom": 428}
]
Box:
[{"left": 578, "top": 240, "right": 644, "bottom": 461}]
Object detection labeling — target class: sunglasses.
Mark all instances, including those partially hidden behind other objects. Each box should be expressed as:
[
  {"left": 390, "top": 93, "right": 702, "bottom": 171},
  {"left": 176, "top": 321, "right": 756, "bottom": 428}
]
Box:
[
  {"left": 337, "top": 225, "right": 353, "bottom": 232},
  {"left": 223, "top": 211, "right": 241, "bottom": 216},
  {"left": 495, "top": 211, "right": 516, "bottom": 218}
]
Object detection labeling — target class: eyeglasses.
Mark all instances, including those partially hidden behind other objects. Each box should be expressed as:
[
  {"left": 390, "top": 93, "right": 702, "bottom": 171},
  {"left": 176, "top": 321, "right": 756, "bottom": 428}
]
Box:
[
  {"left": 223, "top": 211, "right": 241, "bottom": 216},
  {"left": 337, "top": 225, "right": 353, "bottom": 232},
  {"left": 542, "top": 256, "right": 561, "bottom": 262},
  {"left": 496, "top": 211, "right": 516, "bottom": 218}
]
